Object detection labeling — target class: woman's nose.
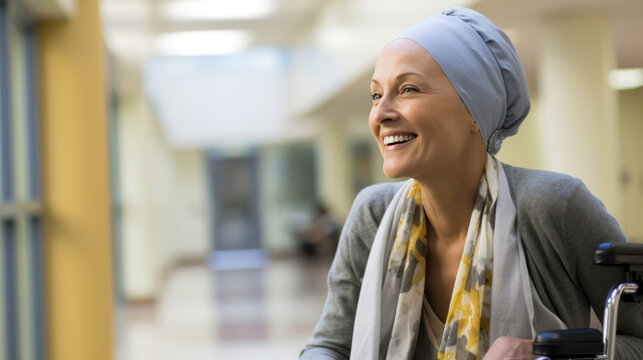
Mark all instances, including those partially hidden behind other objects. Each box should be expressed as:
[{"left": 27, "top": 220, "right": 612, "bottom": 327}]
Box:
[{"left": 371, "top": 97, "right": 398, "bottom": 124}]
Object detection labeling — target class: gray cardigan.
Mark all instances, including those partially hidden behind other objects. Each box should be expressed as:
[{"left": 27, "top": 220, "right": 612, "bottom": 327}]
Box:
[{"left": 301, "top": 165, "right": 643, "bottom": 359}]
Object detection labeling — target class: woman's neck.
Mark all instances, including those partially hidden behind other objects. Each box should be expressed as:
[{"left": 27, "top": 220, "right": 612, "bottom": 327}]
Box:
[{"left": 418, "top": 154, "right": 487, "bottom": 242}]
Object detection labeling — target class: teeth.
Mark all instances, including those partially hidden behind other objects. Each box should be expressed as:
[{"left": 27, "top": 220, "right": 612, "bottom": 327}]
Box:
[{"left": 383, "top": 134, "right": 416, "bottom": 145}]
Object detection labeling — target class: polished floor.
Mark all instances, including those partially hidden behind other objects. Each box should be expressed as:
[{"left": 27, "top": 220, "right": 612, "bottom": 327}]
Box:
[{"left": 117, "top": 256, "right": 331, "bottom": 360}]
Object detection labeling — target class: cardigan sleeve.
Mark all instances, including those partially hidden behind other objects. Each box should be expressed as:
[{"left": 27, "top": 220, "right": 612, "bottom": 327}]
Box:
[
  {"left": 506, "top": 164, "right": 643, "bottom": 359},
  {"left": 562, "top": 181, "right": 643, "bottom": 359},
  {"left": 300, "top": 183, "right": 400, "bottom": 360}
]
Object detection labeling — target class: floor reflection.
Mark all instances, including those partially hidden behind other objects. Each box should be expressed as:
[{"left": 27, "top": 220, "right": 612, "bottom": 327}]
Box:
[{"left": 118, "top": 256, "right": 331, "bottom": 360}]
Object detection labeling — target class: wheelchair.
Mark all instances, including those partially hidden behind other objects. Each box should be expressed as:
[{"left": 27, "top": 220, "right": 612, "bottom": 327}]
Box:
[{"left": 533, "top": 242, "right": 643, "bottom": 360}]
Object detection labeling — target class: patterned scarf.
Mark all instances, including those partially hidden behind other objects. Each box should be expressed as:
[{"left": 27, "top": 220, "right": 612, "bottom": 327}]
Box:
[
  {"left": 351, "top": 156, "right": 567, "bottom": 359},
  {"left": 385, "top": 158, "right": 496, "bottom": 359},
  {"left": 437, "top": 159, "right": 495, "bottom": 359},
  {"left": 351, "top": 155, "right": 499, "bottom": 360}
]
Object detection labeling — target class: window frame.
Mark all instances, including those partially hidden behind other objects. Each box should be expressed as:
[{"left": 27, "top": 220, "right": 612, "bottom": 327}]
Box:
[{"left": 0, "top": 2, "right": 44, "bottom": 360}]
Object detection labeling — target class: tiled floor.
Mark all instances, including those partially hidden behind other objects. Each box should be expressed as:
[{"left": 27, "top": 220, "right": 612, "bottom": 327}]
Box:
[{"left": 117, "top": 256, "right": 331, "bottom": 360}]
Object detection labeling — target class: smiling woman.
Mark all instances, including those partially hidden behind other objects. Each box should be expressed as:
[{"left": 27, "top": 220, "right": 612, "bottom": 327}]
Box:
[
  {"left": 368, "top": 41, "right": 484, "bottom": 183},
  {"left": 300, "top": 6, "right": 643, "bottom": 360}
]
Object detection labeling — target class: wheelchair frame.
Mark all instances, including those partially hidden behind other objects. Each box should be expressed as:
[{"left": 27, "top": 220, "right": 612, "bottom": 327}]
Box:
[{"left": 533, "top": 242, "right": 643, "bottom": 360}]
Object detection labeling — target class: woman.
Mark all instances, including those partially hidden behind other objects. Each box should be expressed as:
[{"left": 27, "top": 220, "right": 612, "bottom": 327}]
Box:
[{"left": 301, "top": 7, "right": 643, "bottom": 360}]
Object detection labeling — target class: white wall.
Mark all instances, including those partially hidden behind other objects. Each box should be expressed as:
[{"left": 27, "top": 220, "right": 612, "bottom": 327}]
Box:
[
  {"left": 118, "top": 93, "right": 158, "bottom": 299},
  {"left": 117, "top": 86, "right": 210, "bottom": 300}
]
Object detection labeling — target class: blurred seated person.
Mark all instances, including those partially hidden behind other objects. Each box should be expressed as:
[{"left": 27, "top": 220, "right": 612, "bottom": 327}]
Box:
[{"left": 298, "top": 203, "right": 340, "bottom": 260}]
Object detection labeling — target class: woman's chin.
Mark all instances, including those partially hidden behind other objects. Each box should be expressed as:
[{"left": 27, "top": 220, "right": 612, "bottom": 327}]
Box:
[{"left": 382, "top": 164, "right": 409, "bottom": 179}]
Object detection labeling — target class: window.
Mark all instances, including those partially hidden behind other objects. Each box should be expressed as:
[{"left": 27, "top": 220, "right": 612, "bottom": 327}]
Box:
[{"left": 0, "top": 2, "right": 44, "bottom": 359}]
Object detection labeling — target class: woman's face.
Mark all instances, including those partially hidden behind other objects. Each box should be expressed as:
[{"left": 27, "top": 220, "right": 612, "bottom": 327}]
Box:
[{"left": 369, "top": 39, "right": 483, "bottom": 181}]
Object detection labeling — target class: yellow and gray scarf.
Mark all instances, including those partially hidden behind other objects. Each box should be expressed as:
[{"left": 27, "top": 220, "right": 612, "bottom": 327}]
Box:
[{"left": 351, "top": 155, "right": 565, "bottom": 360}]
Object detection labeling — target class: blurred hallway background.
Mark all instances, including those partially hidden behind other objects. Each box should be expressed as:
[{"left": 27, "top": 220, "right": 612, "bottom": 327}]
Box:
[{"left": 0, "top": 0, "right": 642, "bottom": 359}]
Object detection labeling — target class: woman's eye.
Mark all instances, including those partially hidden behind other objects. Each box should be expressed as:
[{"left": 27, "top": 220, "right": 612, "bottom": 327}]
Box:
[
  {"left": 401, "top": 87, "right": 418, "bottom": 94},
  {"left": 371, "top": 93, "right": 382, "bottom": 101}
]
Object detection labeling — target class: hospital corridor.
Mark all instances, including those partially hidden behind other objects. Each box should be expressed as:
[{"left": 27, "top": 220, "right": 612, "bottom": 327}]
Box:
[{"left": 0, "top": 0, "right": 642, "bottom": 359}]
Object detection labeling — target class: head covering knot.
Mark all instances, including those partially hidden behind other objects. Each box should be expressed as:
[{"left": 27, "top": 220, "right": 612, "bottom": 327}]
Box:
[{"left": 395, "top": 7, "right": 530, "bottom": 154}]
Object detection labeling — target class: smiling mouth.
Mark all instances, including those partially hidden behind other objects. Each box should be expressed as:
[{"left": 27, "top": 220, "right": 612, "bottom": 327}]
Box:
[{"left": 383, "top": 134, "right": 417, "bottom": 146}]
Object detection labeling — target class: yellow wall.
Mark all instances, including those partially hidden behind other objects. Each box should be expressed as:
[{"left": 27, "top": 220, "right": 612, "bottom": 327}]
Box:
[{"left": 38, "top": 0, "right": 114, "bottom": 359}]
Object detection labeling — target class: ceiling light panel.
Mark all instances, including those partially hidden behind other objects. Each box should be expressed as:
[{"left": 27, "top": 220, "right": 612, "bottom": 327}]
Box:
[
  {"left": 609, "top": 68, "right": 643, "bottom": 91},
  {"left": 154, "top": 30, "right": 251, "bottom": 56},
  {"left": 161, "top": 0, "right": 277, "bottom": 21}
]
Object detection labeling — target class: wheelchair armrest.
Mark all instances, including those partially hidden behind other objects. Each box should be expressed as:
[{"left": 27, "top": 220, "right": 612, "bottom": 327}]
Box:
[
  {"left": 595, "top": 242, "right": 643, "bottom": 266},
  {"left": 595, "top": 242, "right": 643, "bottom": 295},
  {"left": 533, "top": 328, "right": 604, "bottom": 358}
]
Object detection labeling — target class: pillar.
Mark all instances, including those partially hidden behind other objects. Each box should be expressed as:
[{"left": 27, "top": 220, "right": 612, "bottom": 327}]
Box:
[
  {"left": 38, "top": 0, "right": 114, "bottom": 358},
  {"left": 540, "top": 11, "right": 621, "bottom": 220},
  {"left": 618, "top": 87, "right": 643, "bottom": 241},
  {"left": 316, "top": 119, "right": 353, "bottom": 221}
]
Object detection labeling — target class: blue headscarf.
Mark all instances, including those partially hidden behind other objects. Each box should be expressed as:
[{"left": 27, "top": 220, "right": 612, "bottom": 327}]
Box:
[{"left": 395, "top": 7, "right": 530, "bottom": 154}]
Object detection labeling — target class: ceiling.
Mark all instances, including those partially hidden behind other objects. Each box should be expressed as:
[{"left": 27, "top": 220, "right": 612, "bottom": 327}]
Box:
[
  {"left": 100, "top": 0, "right": 643, "bottom": 145},
  {"left": 101, "top": 0, "right": 327, "bottom": 65},
  {"left": 101, "top": 0, "right": 643, "bottom": 68}
]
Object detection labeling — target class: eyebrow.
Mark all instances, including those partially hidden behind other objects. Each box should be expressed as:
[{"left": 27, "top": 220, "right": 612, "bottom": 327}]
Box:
[{"left": 371, "top": 71, "right": 424, "bottom": 85}]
